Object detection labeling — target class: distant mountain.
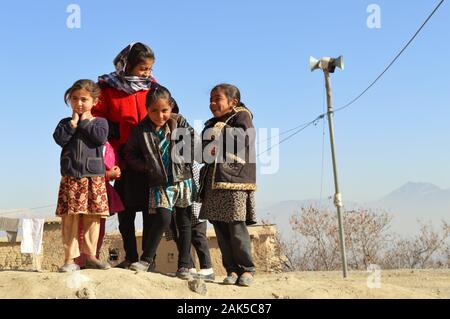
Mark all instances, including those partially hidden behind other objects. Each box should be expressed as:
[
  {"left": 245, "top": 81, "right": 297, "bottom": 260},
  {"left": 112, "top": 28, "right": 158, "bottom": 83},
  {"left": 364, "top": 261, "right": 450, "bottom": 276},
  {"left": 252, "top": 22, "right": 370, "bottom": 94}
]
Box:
[
  {"left": 367, "top": 182, "right": 450, "bottom": 234},
  {"left": 257, "top": 182, "right": 450, "bottom": 238}
]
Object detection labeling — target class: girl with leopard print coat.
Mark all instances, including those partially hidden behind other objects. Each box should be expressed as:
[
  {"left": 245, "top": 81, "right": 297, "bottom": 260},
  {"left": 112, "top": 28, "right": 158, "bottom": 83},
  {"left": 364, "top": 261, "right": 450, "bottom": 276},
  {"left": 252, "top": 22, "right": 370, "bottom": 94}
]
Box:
[{"left": 198, "top": 84, "right": 256, "bottom": 287}]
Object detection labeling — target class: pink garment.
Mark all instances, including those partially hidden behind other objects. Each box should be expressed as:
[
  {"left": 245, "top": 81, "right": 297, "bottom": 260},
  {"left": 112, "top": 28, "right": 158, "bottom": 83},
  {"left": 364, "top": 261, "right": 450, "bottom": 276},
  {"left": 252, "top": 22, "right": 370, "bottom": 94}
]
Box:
[
  {"left": 106, "top": 183, "right": 125, "bottom": 214},
  {"left": 104, "top": 142, "right": 125, "bottom": 214},
  {"left": 104, "top": 142, "right": 118, "bottom": 170}
]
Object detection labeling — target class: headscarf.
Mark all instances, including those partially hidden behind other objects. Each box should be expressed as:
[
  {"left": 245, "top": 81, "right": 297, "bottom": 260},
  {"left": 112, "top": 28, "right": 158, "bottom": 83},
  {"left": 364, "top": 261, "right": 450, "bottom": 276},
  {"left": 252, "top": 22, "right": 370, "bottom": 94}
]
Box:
[{"left": 98, "top": 42, "right": 155, "bottom": 94}]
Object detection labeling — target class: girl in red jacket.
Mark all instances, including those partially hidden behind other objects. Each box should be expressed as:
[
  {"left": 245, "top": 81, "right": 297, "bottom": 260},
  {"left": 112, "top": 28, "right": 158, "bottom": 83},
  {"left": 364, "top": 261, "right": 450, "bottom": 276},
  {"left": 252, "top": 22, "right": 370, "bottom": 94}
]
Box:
[{"left": 93, "top": 42, "right": 156, "bottom": 269}]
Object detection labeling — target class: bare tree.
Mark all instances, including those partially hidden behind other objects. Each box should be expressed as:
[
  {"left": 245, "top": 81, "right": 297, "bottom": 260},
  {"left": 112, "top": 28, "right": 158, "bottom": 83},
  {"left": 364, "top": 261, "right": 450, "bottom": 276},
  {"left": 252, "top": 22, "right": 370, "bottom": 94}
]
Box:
[
  {"left": 383, "top": 221, "right": 450, "bottom": 269},
  {"left": 289, "top": 207, "right": 341, "bottom": 270},
  {"left": 343, "top": 209, "right": 392, "bottom": 269},
  {"left": 287, "top": 206, "right": 392, "bottom": 270},
  {"left": 271, "top": 206, "right": 449, "bottom": 271}
]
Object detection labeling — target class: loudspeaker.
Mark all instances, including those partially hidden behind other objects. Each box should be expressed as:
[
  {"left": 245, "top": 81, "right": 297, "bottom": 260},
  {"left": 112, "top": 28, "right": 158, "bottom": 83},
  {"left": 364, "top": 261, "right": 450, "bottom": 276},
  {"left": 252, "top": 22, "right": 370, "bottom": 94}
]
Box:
[
  {"left": 309, "top": 56, "right": 320, "bottom": 71},
  {"left": 333, "top": 55, "right": 344, "bottom": 70}
]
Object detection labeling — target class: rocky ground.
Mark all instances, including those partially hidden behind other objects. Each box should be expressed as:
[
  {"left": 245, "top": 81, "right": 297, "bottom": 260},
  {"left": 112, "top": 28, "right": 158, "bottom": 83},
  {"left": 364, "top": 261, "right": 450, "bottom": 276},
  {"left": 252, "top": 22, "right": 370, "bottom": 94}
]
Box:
[{"left": 0, "top": 268, "right": 449, "bottom": 299}]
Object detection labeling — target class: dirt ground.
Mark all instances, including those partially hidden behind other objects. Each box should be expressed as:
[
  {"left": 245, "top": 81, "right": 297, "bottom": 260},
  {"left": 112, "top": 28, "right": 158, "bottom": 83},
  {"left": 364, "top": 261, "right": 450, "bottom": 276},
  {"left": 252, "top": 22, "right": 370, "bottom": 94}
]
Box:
[{"left": 0, "top": 268, "right": 448, "bottom": 299}]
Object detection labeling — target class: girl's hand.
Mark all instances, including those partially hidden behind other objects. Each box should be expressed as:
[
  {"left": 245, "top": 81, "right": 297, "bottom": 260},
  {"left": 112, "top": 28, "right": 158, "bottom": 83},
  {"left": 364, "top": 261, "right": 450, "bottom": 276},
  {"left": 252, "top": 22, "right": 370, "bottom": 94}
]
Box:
[
  {"left": 70, "top": 112, "right": 79, "bottom": 128},
  {"left": 80, "top": 111, "right": 93, "bottom": 121},
  {"left": 107, "top": 166, "right": 121, "bottom": 180}
]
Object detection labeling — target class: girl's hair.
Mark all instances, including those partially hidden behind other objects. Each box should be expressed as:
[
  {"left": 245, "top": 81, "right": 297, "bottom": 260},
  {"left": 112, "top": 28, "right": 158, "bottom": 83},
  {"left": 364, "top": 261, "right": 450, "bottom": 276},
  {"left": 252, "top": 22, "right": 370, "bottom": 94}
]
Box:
[
  {"left": 171, "top": 97, "right": 180, "bottom": 114},
  {"left": 211, "top": 83, "right": 245, "bottom": 108},
  {"left": 125, "top": 42, "right": 155, "bottom": 74},
  {"left": 64, "top": 79, "right": 100, "bottom": 104},
  {"left": 146, "top": 82, "right": 174, "bottom": 108}
]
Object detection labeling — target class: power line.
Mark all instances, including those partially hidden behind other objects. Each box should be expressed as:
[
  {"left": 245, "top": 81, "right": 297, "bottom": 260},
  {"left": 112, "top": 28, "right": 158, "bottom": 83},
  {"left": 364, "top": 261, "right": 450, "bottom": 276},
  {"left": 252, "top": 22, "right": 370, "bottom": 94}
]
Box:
[
  {"left": 256, "top": 114, "right": 324, "bottom": 157},
  {"left": 258, "top": 118, "right": 321, "bottom": 144},
  {"left": 334, "top": 0, "right": 445, "bottom": 113},
  {"left": 257, "top": 0, "right": 444, "bottom": 154}
]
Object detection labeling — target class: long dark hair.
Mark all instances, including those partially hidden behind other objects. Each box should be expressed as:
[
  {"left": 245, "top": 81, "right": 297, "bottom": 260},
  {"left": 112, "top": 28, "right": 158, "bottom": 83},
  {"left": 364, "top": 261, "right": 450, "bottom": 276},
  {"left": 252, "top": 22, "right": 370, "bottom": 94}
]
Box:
[
  {"left": 211, "top": 83, "right": 246, "bottom": 108},
  {"left": 146, "top": 82, "right": 174, "bottom": 108},
  {"left": 125, "top": 42, "right": 155, "bottom": 75}
]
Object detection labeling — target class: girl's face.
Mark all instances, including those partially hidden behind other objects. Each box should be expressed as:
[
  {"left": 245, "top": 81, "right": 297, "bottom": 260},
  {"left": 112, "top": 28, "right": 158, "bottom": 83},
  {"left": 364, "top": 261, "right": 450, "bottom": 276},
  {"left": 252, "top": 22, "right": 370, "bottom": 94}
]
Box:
[
  {"left": 210, "top": 89, "right": 237, "bottom": 118},
  {"left": 147, "top": 98, "right": 172, "bottom": 130},
  {"left": 69, "top": 88, "right": 98, "bottom": 115},
  {"left": 128, "top": 58, "right": 154, "bottom": 78}
]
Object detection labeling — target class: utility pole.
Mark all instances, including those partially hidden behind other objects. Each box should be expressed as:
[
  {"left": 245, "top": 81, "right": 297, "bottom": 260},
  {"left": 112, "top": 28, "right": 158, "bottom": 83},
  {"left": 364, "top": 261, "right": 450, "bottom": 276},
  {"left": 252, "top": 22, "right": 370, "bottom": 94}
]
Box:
[{"left": 310, "top": 56, "right": 348, "bottom": 278}]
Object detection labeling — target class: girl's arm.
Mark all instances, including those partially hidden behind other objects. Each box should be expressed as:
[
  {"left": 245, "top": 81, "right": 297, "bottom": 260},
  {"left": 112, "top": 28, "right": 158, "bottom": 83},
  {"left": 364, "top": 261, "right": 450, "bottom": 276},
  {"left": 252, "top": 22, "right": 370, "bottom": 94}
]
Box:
[
  {"left": 77, "top": 118, "right": 109, "bottom": 146},
  {"left": 213, "top": 111, "right": 255, "bottom": 162},
  {"left": 53, "top": 118, "right": 76, "bottom": 147},
  {"left": 123, "top": 127, "right": 149, "bottom": 172}
]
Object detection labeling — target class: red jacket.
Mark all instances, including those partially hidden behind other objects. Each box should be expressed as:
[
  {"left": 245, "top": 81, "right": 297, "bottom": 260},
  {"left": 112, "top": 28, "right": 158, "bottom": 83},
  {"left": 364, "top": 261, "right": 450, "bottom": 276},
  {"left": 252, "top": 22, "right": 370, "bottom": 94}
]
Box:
[{"left": 93, "top": 86, "right": 149, "bottom": 161}]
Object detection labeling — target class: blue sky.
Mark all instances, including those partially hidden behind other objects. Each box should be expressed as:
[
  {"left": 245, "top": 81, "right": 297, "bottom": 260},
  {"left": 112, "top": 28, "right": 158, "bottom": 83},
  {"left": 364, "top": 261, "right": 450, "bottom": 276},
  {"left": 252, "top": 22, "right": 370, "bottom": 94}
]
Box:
[{"left": 0, "top": 0, "right": 449, "bottom": 212}]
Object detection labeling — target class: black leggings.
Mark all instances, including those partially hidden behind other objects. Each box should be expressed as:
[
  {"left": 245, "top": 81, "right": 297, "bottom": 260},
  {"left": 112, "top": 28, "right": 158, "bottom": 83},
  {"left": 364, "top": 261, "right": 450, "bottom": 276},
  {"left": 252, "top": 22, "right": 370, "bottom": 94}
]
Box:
[
  {"left": 141, "top": 207, "right": 192, "bottom": 269},
  {"left": 118, "top": 207, "right": 152, "bottom": 263},
  {"left": 171, "top": 210, "right": 212, "bottom": 270}
]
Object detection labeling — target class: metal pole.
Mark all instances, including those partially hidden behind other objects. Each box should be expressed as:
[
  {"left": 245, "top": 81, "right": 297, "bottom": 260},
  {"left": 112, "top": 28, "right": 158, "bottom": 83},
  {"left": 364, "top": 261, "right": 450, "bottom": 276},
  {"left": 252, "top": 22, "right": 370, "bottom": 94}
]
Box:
[{"left": 324, "top": 71, "right": 348, "bottom": 278}]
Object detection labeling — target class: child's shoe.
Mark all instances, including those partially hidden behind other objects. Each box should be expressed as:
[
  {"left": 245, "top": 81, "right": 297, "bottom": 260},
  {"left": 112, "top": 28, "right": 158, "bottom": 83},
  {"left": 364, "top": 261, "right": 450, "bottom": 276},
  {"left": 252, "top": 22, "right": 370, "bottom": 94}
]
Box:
[
  {"left": 237, "top": 272, "right": 254, "bottom": 287},
  {"left": 189, "top": 268, "right": 197, "bottom": 275},
  {"left": 197, "top": 268, "right": 215, "bottom": 282},
  {"left": 222, "top": 272, "right": 238, "bottom": 285},
  {"left": 129, "top": 260, "right": 151, "bottom": 272},
  {"left": 148, "top": 259, "right": 156, "bottom": 272},
  {"left": 85, "top": 258, "right": 111, "bottom": 270},
  {"left": 176, "top": 267, "right": 193, "bottom": 280},
  {"left": 59, "top": 263, "right": 80, "bottom": 273},
  {"left": 114, "top": 260, "right": 132, "bottom": 269}
]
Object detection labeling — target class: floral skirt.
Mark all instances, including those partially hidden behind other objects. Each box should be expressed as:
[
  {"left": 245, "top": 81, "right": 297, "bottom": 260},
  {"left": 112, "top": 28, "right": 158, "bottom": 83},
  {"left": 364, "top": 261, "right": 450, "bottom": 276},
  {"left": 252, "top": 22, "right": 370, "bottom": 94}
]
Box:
[{"left": 56, "top": 176, "right": 109, "bottom": 217}]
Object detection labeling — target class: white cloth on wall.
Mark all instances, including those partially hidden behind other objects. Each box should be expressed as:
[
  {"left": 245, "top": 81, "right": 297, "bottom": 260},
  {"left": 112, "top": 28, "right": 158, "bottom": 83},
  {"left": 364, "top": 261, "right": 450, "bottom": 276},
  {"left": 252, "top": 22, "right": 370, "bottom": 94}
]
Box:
[{"left": 20, "top": 218, "right": 45, "bottom": 254}]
